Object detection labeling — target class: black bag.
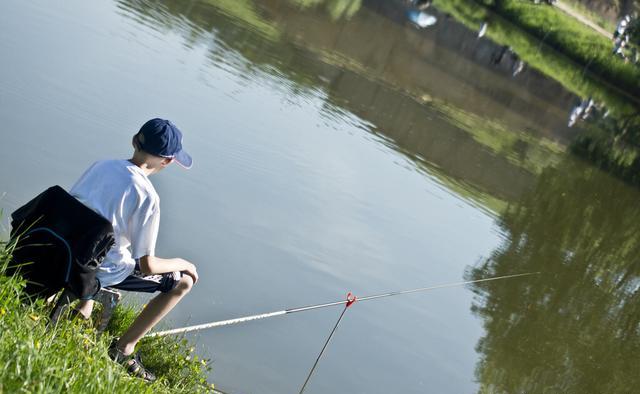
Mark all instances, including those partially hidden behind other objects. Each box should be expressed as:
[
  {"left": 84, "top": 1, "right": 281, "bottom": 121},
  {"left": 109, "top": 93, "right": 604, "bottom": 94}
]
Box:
[{"left": 8, "top": 185, "right": 115, "bottom": 299}]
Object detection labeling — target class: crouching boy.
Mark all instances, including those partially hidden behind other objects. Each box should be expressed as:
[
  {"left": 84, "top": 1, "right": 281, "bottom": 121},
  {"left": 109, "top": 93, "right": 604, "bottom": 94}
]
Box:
[{"left": 71, "top": 118, "right": 198, "bottom": 381}]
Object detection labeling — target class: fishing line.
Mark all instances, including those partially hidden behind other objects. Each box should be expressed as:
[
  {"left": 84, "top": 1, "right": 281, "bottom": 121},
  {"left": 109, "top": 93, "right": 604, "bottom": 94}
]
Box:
[{"left": 146, "top": 272, "right": 539, "bottom": 338}]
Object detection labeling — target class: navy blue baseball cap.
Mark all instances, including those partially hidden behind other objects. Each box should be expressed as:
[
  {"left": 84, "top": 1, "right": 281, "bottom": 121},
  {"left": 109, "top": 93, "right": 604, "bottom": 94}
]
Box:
[{"left": 135, "top": 118, "right": 193, "bottom": 169}]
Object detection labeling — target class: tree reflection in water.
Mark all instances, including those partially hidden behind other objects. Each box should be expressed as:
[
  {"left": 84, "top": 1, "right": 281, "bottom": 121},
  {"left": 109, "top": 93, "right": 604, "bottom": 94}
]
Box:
[
  {"left": 289, "top": 0, "right": 362, "bottom": 20},
  {"left": 469, "top": 158, "right": 640, "bottom": 394}
]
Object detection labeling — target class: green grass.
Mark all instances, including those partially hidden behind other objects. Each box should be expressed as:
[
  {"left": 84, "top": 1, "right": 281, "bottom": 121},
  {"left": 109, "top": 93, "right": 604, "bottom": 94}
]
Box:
[{"left": 0, "top": 239, "right": 215, "bottom": 394}]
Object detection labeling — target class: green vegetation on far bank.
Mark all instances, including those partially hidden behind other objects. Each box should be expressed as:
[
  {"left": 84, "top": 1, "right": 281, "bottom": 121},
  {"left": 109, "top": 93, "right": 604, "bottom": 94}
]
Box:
[
  {"left": 482, "top": 0, "right": 639, "bottom": 91},
  {"left": 432, "top": 0, "right": 640, "bottom": 118},
  {"left": 0, "top": 239, "right": 214, "bottom": 394}
]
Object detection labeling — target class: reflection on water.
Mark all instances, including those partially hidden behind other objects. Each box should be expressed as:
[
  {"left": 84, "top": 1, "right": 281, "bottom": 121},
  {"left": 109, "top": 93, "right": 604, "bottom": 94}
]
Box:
[
  {"left": 571, "top": 104, "right": 640, "bottom": 189},
  {"left": 469, "top": 158, "right": 640, "bottom": 393},
  {"left": 290, "top": 0, "right": 363, "bottom": 21},
  {"left": 120, "top": 0, "right": 575, "bottom": 215}
]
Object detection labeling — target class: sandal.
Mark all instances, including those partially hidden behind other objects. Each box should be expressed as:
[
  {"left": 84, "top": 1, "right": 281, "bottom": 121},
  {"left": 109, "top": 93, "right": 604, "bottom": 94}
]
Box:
[{"left": 108, "top": 339, "right": 157, "bottom": 382}]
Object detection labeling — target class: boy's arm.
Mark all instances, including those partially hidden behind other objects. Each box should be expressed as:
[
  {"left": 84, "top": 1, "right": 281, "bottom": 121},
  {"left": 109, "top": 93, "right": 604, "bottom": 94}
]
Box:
[{"left": 138, "top": 255, "right": 199, "bottom": 284}]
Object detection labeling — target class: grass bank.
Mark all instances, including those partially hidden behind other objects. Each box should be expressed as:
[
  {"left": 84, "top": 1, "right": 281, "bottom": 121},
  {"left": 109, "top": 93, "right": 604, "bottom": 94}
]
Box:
[
  {"left": 0, "top": 239, "right": 215, "bottom": 394},
  {"left": 482, "top": 0, "right": 638, "bottom": 91},
  {"left": 432, "top": 0, "right": 640, "bottom": 117}
]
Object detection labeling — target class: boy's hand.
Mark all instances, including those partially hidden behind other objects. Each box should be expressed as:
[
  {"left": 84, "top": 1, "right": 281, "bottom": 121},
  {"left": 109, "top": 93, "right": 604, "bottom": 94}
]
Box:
[{"left": 183, "top": 262, "right": 199, "bottom": 284}]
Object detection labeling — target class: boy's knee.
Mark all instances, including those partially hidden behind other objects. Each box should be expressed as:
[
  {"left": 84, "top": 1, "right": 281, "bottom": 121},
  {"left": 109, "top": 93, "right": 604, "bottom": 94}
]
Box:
[{"left": 173, "top": 275, "right": 193, "bottom": 296}]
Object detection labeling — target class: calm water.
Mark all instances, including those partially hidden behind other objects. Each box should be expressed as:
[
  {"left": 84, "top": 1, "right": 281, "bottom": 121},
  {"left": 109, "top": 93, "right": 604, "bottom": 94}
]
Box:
[{"left": 1, "top": 1, "right": 639, "bottom": 393}]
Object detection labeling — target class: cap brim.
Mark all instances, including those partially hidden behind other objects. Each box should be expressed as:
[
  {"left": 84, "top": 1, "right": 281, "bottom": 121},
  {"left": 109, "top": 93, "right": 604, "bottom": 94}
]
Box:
[{"left": 173, "top": 150, "right": 193, "bottom": 169}]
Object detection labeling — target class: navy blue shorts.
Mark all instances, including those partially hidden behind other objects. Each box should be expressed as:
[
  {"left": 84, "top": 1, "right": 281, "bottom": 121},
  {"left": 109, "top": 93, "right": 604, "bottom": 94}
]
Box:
[{"left": 110, "top": 264, "right": 182, "bottom": 293}]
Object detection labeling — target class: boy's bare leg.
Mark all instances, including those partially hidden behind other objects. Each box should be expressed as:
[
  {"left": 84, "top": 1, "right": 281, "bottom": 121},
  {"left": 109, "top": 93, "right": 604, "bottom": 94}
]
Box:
[{"left": 116, "top": 275, "right": 193, "bottom": 355}]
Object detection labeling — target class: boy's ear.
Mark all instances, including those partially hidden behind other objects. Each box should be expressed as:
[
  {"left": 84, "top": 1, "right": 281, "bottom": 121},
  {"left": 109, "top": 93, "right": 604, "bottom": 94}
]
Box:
[
  {"left": 161, "top": 157, "right": 174, "bottom": 167},
  {"left": 132, "top": 134, "right": 142, "bottom": 151}
]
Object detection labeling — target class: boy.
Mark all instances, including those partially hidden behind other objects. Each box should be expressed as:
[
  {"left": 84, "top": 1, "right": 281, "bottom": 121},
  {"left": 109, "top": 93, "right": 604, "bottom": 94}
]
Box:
[{"left": 70, "top": 118, "right": 198, "bottom": 381}]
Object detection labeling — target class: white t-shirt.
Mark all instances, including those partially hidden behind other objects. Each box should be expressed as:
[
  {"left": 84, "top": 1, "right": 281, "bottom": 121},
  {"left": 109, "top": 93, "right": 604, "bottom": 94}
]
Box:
[{"left": 70, "top": 159, "right": 160, "bottom": 287}]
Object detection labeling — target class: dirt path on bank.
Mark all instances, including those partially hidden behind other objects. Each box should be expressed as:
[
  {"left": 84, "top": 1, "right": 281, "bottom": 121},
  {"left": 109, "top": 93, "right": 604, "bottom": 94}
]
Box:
[{"left": 555, "top": 1, "right": 613, "bottom": 38}]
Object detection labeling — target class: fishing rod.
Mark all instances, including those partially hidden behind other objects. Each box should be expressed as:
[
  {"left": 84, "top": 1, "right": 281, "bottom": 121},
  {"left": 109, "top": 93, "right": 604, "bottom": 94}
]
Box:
[{"left": 147, "top": 272, "right": 539, "bottom": 338}]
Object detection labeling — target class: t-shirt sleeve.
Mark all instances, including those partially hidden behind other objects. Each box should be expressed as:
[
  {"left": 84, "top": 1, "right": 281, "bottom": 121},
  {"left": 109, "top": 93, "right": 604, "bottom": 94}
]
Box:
[
  {"left": 69, "top": 161, "right": 99, "bottom": 197},
  {"left": 129, "top": 195, "right": 160, "bottom": 260}
]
